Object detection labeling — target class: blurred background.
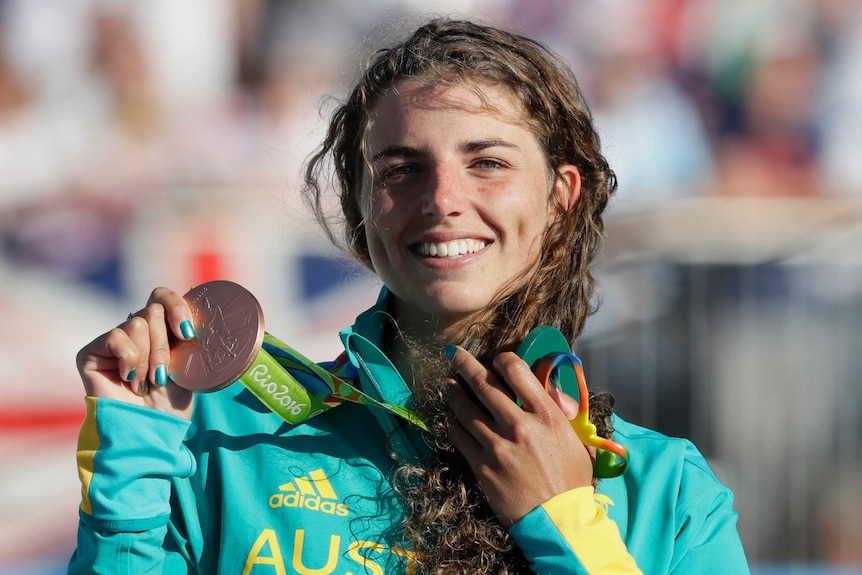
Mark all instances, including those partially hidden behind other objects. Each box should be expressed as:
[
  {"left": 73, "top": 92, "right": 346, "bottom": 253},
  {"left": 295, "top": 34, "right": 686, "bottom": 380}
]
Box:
[{"left": 1, "top": 0, "right": 860, "bottom": 573}]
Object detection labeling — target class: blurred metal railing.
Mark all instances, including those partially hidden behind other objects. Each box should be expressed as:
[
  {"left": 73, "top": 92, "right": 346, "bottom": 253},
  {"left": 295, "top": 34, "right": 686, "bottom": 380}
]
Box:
[{"left": 584, "top": 197, "right": 862, "bottom": 565}]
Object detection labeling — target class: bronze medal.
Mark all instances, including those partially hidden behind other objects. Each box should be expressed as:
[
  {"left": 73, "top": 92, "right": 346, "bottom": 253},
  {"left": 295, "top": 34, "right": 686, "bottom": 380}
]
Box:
[{"left": 169, "top": 280, "right": 265, "bottom": 392}]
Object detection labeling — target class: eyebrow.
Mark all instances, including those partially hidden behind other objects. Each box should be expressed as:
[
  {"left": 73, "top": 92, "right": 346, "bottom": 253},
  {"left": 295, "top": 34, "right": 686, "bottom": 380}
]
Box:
[
  {"left": 460, "top": 139, "right": 519, "bottom": 154},
  {"left": 370, "top": 145, "right": 424, "bottom": 162},
  {"left": 369, "top": 139, "right": 520, "bottom": 162}
]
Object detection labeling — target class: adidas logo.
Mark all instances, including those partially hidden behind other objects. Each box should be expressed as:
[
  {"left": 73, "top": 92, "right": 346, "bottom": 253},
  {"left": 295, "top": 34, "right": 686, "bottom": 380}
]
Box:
[{"left": 268, "top": 469, "right": 349, "bottom": 517}]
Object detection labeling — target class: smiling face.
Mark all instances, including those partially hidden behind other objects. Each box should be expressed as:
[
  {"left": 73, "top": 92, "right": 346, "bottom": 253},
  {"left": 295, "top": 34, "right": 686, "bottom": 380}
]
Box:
[{"left": 359, "top": 80, "right": 572, "bottom": 330}]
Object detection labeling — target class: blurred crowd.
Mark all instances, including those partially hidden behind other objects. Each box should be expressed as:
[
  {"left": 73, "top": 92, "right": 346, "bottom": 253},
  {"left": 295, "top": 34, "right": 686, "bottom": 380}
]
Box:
[
  {"left": 2, "top": 0, "right": 861, "bottom": 295},
  {"left": 1, "top": 0, "right": 861, "bottom": 569}
]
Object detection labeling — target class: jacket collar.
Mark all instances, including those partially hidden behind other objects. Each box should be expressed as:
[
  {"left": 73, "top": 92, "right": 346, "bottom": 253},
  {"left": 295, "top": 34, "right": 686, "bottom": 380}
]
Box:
[{"left": 338, "top": 287, "right": 428, "bottom": 462}]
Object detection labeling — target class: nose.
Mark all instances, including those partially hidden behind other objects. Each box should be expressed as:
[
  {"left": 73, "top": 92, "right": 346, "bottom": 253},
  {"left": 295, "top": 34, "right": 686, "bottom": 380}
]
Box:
[{"left": 421, "top": 167, "right": 464, "bottom": 218}]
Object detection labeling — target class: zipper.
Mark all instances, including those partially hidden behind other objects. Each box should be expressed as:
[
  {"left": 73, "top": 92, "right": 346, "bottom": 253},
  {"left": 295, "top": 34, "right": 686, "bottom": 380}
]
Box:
[{"left": 350, "top": 344, "right": 426, "bottom": 462}]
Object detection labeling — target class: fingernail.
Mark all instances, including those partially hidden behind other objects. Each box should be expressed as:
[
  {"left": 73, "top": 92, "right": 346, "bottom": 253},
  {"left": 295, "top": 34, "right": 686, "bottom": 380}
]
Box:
[
  {"left": 125, "top": 368, "right": 136, "bottom": 382},
  {"left": 180, "top": 320, "right": 195, "bottom": 340},
  {"left": 444, "top": 344, "right": 458, "bottom": 361},
  {"left": 139, "top": 381, "right": 149, "bottom": 395},
  {"left": 155, "top": 365, "right": 168, "bottom": 386}
]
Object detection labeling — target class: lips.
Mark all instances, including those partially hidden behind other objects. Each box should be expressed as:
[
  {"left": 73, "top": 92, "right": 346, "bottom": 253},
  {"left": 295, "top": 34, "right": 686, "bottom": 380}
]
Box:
[{"left": 415, "top": 238, "right": 488, "bottom": 257}]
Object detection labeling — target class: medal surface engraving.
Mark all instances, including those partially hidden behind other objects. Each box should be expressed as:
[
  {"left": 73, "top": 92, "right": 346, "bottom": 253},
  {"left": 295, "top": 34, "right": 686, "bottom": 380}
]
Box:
[{"left": 169, "top": 280, "right": 265, "bottom": 392}]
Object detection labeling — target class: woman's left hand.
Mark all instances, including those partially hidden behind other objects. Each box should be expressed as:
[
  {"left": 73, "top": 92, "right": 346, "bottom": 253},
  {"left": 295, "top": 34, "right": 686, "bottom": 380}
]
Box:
[{"left": 446, "top": 346, "right": 594, "bottom": 526}]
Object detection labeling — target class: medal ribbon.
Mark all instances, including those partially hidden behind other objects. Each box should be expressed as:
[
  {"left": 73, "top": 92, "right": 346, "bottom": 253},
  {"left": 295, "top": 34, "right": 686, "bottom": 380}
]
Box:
[
  {"left": 237, "top": 325, "right": 628, "bottom": 478},
  {"left": 237, "top": 333, "right": 430, "bottom": 431}
]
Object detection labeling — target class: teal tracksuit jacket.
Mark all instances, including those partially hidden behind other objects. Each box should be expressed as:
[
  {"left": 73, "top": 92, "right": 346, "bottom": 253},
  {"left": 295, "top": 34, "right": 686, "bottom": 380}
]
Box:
[{"left": 68, "top": 290, "right": 749, "bottom": 574}]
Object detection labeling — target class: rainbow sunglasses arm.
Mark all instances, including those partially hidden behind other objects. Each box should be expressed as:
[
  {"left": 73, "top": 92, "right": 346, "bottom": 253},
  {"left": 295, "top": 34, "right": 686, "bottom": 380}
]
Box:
[
  {"left": 533, "top": 352, "right": 629, "bottom": 478},
  {"left": 516, "top": 326, "right": 629, "bottom": 479}
]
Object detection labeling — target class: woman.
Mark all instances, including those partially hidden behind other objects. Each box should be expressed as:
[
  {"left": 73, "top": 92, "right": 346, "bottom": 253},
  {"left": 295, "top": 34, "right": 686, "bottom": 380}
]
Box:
[{"left": 69, "top": 18, "right": 749, "bottom": 574}]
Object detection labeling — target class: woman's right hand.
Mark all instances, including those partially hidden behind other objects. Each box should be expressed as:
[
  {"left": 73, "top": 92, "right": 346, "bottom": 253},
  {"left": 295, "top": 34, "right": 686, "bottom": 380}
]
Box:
[{"left": 75, "top": 287, "right": 196, "bottom": 420}]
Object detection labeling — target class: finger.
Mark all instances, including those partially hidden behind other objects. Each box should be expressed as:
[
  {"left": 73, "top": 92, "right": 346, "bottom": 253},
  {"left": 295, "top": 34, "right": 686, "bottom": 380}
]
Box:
[
  {"left": 147, "top": 287, "right": 196, "bottom": 341},
  {"left": 136, "top": 303, "right": 171, "bottom": 388},
  {"left": 447, "top": 407, "right": 483, "bottom": 462},
  {"left": 446, "top": 345, "right": 520, "bottom": 421},
  {"left": 493, "top": 352, "right": 560, "bottom": 418},
  {"left": 122, "top": 316, "right": 152, "bottom": 395},
  {"left": 76, "top": 328, "right": 140, "bottom": 388},
  {"left": 447, "top": 379, "right": 499, "bottom": 448},
  {"left": 547, "top": 384, "right": 580, "bottom": 420},
  {"left": 105, "top": 328, "right": 142, "bottom": 384}
]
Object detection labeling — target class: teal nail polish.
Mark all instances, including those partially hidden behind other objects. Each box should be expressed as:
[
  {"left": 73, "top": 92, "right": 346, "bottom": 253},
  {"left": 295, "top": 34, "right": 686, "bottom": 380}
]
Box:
[
  {"left": 126, "top": 368, "right": 136, "bottom": 382},
  {"left": 180, "top": 320, "right": 195, "bottom": 340},
  {"left": 444, "top": 344, "right": 458, "bottom": 360},
  {"left": 155, "top": 365, "right": 168, "bottom": 386}
]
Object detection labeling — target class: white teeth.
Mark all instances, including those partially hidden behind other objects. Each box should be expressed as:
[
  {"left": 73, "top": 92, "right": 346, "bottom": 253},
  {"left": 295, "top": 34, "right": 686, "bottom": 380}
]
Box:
[{"left": 418, "top": 239, "right": 486, "bottom": 257}]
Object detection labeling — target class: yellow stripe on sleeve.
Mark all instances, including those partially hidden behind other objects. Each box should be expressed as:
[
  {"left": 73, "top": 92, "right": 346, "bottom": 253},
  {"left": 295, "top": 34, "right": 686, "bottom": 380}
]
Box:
[
  {"left": 76, "top": 397, "right": 101, "bottom": 516},
  {"left": 542, "top": 487, "right": 642, "bottom": 573}
]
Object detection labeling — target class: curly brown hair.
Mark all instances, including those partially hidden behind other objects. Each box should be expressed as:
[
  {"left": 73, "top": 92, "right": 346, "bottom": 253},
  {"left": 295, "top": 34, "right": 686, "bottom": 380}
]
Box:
[{"left": 303, "top": 18, "right": 618, "bottom": 575}]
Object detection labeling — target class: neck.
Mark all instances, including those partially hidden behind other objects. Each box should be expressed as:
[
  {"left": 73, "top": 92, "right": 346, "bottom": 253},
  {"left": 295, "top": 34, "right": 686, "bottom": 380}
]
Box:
[{"left": 383, "top": 297, "right": 455, "bottom": 389}]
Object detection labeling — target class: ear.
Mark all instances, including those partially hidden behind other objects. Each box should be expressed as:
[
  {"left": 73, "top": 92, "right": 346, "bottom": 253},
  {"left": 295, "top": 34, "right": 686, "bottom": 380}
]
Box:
[{"left": 553, "top": 164, "right": 582, "bottom": 212}]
